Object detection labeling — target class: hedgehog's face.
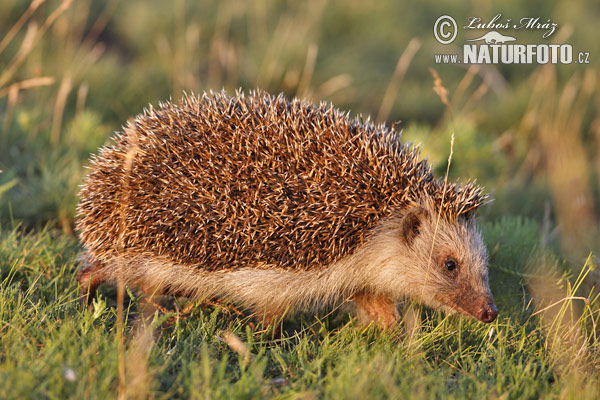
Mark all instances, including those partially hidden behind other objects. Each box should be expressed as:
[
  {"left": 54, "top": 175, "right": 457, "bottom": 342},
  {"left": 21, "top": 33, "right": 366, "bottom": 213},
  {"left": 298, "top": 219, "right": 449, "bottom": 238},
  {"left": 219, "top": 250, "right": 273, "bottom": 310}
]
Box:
[{"left": 397, "top": 205, "right": 497, "bottom": 323}]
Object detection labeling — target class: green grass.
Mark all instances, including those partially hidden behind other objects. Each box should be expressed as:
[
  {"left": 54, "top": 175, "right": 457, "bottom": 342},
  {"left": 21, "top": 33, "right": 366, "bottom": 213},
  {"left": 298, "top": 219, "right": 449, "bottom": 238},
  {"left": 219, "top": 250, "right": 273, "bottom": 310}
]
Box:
[{"left": 0, "top": 219, "right": 598, "bottom": 399}]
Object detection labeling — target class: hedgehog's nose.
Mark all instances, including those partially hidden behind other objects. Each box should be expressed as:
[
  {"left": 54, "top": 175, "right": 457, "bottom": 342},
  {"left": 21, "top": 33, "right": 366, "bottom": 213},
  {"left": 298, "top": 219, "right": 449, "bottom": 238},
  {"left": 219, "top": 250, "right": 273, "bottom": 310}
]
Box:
[{"left": 478, "top": 303, "right": 498, "bottom": 323}]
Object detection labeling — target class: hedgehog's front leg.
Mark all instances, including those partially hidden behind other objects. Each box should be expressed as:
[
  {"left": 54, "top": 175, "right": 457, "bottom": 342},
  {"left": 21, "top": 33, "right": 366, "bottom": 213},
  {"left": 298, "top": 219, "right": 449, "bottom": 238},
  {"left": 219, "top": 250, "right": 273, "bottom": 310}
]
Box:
[
  {"left": 352, "top": 293, "right": 400, "bottom": 330},
  {"left": 251, "top": 304, "right": 288, "bottom": 338},
  {"left": 253, "top": 303, "right": 288, "bottom": 327},
  {"left": 77, "top": 259, "right": 109, "bottom": 306}
]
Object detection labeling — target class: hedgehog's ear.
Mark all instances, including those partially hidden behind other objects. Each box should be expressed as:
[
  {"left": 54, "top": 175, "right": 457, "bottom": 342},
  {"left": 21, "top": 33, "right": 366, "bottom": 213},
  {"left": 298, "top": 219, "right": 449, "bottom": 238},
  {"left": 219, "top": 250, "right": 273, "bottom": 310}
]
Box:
[{"left": 401, "top": 207, "right": 429, "bottom": 245}]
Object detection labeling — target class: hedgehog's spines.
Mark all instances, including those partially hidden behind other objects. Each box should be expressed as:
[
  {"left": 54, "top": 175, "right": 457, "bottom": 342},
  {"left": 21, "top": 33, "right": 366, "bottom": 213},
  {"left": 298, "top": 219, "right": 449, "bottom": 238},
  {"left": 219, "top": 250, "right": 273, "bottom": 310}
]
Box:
[{"left": 77, "top": 90, "right": 488, "bottom": 271}]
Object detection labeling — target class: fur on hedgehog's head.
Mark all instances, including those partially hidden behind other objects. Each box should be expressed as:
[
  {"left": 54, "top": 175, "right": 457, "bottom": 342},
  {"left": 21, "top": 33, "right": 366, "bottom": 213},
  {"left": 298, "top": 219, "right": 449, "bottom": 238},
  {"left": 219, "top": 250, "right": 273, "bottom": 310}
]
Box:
[{"left": 374, "top": 199, "right": 497, "bottom": 323}]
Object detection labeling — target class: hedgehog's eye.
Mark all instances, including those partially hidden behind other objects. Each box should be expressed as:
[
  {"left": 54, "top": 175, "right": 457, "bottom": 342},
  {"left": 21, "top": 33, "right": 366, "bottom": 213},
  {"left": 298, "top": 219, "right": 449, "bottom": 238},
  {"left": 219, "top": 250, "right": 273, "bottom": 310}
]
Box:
[{"left": 444, "top": 259, "right": 458, "bottom": 272}]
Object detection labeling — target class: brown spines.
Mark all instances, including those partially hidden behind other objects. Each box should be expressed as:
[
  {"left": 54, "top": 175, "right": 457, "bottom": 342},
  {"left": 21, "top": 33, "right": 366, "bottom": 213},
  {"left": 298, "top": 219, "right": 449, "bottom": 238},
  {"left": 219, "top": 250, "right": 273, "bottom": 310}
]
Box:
[
  {"left": 428, "top": 179, "right": 489, "bottom": 221},
  {"left": 76, "top": 90, "right": 488, "bottom": 271}
]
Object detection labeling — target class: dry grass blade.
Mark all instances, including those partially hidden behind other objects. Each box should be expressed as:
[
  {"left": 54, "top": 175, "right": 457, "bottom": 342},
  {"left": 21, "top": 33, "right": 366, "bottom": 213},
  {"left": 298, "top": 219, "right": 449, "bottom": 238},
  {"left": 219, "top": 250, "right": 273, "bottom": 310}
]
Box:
[
  {"left": 76, "top": 82, "right": 89, "bottom": 115},
  {"left": 429, "top": 68, "right": 450, "bottom": 107},
  {"left": 0, "top": 23, "right": 38, "bottom": 89},
  {"left": 296, "top": 44, "right": 318, "bottom": 99},
  {"left": 82, "top": 0, "right": 121, "bottom": 46},
  {"left": 0, "top": 0, "right": 72, "bottom": 97},
  {"left": 317, "top": 73, "right": 352, "bottom": 98},
  {"left": 376, "top": 38, "right": 421, "bottom": 124},
  {"left": 0, "top": 0, "right": 45, "bottom": 55},
  {"left": 527, "top": 66, "right": 599, "bottom": 255},
  {"left": 460, "top": 81, "right": 489, "bottom": 114},
  {"left": 450, "top": 65, "right": 479, "bottom": 108},
  {"left": 530, "top": 296, "right": 588, "bottom": 317},
  {"left": 0, "top": 77, "right": 56, "bottom": 98},
  {"left": 39, "top": 0, "right": 73, "bottom": 32},
  {"left": 221, "top": 330, "right": 252, "bottom": 363},
  {"left": 51, "top": 74, "right": 72, "bottom": 144},
  {"left": 403, "top": 305, "right": 422, "bottom": 352},
  {"left": 3, "top": 85, "right": 19, "bottom": 132},
  {"left": 418, "top": 69, "right": 457, "bottom": 331},
  {"left": 115, "top": 125, "right": 140, "bottom": 400},
  {"left": 527, "top": 254, "right": 598, "bottom": 379},
  {"left": 125, "top": 324, "right": 155, "bottom": 400},
  {"left": 423, "top": 133, "right": 454, "bottom": 294}
]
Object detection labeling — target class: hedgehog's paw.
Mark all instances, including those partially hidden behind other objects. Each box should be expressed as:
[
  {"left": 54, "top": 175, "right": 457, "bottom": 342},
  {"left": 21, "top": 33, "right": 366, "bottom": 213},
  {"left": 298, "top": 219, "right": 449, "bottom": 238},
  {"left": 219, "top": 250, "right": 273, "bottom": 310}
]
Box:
[
  {"left": 77, "top": 260, "right": 108, "bottom": 308},
  {"left": 252, "top": 305, "right": 288, "bottom": 338},
  {"left": 352, "top": 293, "right": 400, "bottom": 330}
]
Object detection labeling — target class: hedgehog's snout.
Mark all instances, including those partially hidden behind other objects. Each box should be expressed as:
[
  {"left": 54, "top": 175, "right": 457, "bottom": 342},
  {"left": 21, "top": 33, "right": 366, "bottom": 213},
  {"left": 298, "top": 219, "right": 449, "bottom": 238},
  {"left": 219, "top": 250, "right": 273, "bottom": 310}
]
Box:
[{"left": 477, "top": 302, "right": 498, "bottom": 323}]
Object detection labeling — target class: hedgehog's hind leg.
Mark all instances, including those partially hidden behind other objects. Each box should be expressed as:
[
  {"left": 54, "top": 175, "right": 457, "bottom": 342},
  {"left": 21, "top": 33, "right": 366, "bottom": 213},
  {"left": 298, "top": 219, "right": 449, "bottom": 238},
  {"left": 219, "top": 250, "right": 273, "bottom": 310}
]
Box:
[
  {"left": 77, "top": 256, "right": 109, "bottom": 307},
  {"left": 352, "top": 293, "right": 400, "bottom": 330},
  {"left": 251, "top": 303, "right": 291, "bottom": 338},
  {"left": 253, "top": 305, "right": 287, "bottom": 327}
]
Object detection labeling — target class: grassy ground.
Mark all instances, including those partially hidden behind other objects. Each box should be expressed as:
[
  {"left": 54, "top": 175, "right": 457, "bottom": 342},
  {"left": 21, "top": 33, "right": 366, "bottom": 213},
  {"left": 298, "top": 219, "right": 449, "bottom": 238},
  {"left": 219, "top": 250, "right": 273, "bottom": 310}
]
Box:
[
  {"left": 0, "top": 219, "right": 598, "bottom": 398},
  {"left": 1, "top": 0, "right": 599, "bottom": 398}
]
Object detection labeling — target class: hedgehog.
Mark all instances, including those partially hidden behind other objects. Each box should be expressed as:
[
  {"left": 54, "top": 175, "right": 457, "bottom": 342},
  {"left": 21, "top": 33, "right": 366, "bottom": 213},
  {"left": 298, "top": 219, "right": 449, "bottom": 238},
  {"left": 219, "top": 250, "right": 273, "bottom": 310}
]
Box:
[{"left": 76, "top": 90, "right": 498, "bottom": 329}]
